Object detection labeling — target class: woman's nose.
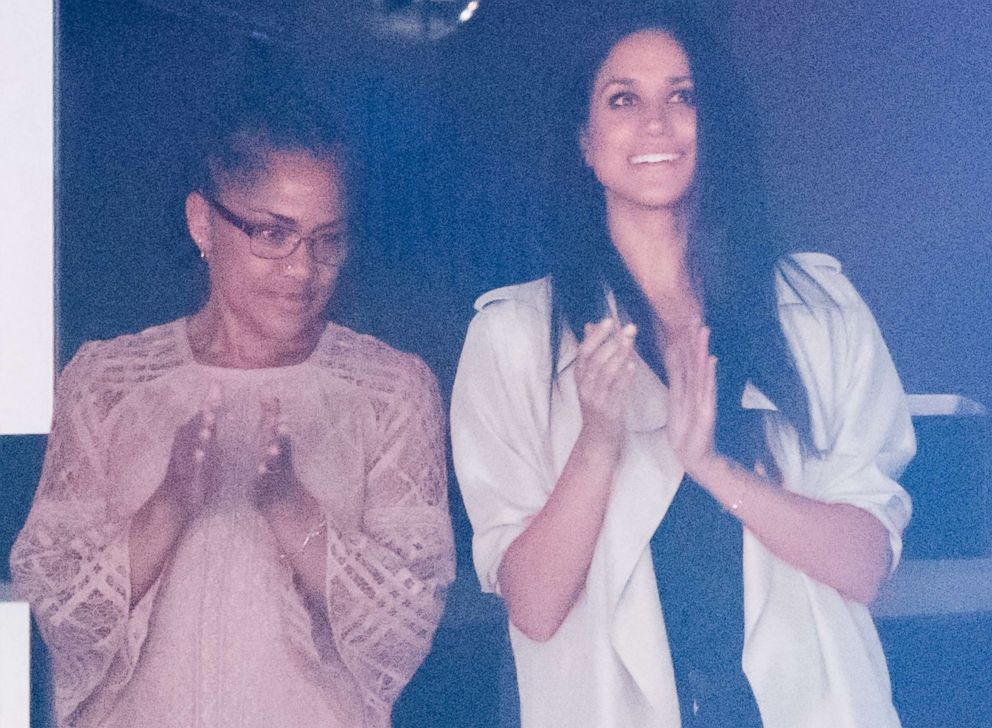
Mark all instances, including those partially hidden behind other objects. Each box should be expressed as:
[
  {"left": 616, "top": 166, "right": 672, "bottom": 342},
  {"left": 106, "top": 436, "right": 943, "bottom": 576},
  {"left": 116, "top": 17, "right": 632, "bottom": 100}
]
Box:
[
  {"left": 644, "top": 104, "right": 672, "bottom": 135},
  {"left": 283, "top": 237, "right": 315, "bottom": 277}
]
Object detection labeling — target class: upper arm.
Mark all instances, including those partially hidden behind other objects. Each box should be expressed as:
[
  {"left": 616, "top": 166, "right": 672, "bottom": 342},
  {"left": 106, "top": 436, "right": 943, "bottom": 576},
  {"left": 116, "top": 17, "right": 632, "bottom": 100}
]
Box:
[
  {"left": 363, "top": 355, "right": 454, "bottom": 581},
  {"left": 779, "top": 259, "right": 915, "bottom": 570},
  {"left": 450, "top": 304, "right": 555, "bottom": 594}
]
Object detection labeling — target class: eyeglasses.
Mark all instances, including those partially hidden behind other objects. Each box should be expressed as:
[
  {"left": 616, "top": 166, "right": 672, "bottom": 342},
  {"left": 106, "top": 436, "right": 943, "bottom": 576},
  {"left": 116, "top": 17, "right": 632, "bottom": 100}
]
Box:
[{"left": 202, "top": 195, "right": 348, "bottom": 266}]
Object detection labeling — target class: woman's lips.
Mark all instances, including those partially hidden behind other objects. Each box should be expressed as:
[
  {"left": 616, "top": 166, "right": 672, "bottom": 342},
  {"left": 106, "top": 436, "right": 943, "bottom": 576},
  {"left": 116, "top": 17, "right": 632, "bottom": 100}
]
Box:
[
  {"left": 629, "top": 152, "right": 682, "bottom": 165},
  {"left": 269, "top": 291, "right": 311, "bottom": 312}
]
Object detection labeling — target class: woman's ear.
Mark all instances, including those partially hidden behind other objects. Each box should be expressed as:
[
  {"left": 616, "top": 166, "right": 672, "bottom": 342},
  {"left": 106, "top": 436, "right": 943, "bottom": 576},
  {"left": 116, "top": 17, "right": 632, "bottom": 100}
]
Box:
[{"left": 185, "top": 191, "right": 212, "bottom": 259}]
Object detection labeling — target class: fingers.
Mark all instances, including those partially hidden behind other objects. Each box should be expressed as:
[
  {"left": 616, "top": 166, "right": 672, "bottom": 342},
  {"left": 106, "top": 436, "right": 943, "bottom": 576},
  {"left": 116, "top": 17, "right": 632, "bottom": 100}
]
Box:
[
  {"left": 577, "top": 319, "right": 636, "bottom": 374},
  {"left": 664, "top": 325, "right": 718, "bottom": 471},
  {"left": 664, "top": 326, "right": 713, "bottom": 391},
  {"left": 576, "top": 318, "right": 638, "bottom": 407},
  {"left": 258, "top": 397, "right": 291, "bottom": 476},
  {"left": 193, "top": 409, "right": 217, "bottom": 464}
]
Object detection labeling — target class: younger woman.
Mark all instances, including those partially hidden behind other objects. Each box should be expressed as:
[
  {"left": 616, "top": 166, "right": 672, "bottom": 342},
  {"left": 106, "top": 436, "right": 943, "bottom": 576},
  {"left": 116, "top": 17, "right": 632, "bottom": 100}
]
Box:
[{"left": 452, "top": 10, "right": 914, "bottom": 728}]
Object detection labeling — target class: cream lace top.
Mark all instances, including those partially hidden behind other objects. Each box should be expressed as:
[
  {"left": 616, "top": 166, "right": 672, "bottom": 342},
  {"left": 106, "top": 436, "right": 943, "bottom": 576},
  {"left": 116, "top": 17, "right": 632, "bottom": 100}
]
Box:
[{"left": 10, "top": 318, "right": 456, "bottom": 728}]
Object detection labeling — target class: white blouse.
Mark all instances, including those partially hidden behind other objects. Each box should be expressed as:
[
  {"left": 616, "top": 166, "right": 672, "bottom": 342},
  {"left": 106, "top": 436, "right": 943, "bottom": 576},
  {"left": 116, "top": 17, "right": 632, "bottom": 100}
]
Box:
[{"left": 451, "top": 253, "right": 915, "bottom": 728}]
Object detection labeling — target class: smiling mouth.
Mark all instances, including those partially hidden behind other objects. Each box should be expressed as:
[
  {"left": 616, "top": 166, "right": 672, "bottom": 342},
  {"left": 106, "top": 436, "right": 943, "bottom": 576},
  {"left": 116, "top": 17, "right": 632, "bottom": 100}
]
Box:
[
  {"left": 271, "top": 292, "right": 311, "bottom": 309},
  {"left": 629, "top": 153, "right": 682, "bottom": 165}
]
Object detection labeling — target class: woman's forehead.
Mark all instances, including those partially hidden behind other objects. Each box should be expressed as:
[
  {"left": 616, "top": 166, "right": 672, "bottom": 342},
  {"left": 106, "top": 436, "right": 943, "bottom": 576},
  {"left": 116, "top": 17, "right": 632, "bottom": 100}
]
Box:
[
  {"left": 596, "top": 29, "right": 691, "bottom": 82},
  {"left": 216, "top": 148, "right": 343, "bottom": 195}
]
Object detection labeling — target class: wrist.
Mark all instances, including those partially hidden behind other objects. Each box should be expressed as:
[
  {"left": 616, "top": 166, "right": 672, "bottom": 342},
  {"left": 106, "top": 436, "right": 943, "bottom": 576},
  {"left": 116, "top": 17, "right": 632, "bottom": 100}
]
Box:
[
  {"left": 683, "top": 451, "right": 728, "bottom": 485},
  {"left": 576, "top": 423, "right": 624, "bottom": 467},
  {"left": 131, "top": 493, "right": 187, "bottom": 547},
  {"left": 278, "top": 516, "right": 327, "bottom": 562},
  {"left": 688, "top": 454, "right": 756, "bottom": 515}
]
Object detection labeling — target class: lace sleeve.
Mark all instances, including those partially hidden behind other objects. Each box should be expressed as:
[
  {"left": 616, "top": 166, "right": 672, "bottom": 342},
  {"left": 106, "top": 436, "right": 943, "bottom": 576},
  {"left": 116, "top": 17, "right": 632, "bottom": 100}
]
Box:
[
  {"left": 8, "top": 347, "right": 161, "bottom": 725},
  {"left": 322, "top": 357, "right": 456, "bottom": 725}
]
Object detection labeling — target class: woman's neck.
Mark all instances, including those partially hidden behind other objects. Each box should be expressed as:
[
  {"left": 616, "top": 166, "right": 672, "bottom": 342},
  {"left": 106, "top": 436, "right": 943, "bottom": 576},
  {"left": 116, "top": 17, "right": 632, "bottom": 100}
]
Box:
[
  {"left": 605, "top": 200, "right": 700, "bottom": 329},
  {"left": 186, "top": 304, "right": 320, "bottom": 369}
]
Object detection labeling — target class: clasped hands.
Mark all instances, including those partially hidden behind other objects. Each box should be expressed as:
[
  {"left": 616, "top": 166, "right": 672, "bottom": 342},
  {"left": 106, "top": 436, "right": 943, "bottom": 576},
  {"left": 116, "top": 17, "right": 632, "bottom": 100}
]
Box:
[{"left": 575, "top": 316, "right": 720, "bottom": 479}]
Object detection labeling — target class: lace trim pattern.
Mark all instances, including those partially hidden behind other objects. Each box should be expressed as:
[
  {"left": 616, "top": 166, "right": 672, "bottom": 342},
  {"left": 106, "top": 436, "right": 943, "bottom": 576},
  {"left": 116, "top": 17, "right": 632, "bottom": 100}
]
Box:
[{"left": 10, "top": 320, "right": 455, "bottom": 727}]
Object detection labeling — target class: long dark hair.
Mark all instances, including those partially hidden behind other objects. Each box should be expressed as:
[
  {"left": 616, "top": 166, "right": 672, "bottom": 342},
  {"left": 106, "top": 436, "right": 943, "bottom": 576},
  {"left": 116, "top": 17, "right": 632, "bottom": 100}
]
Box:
[{"left": 545, "top": 6, "right": 813, "bottom": 457}]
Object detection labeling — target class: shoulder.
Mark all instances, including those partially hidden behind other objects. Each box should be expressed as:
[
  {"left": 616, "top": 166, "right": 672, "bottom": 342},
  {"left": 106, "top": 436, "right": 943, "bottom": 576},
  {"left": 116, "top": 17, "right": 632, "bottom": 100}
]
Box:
[
  {"left": 58, "top": 320, "right": 189, "bottom": 418},
  {"left": 473, "top": 277, "right": 552, "bottom": 315},
  {"left": 312, "top": 322, "right": 440, "bottom": 403},
  {"left": 466, "top": 277, "right": 553, "bottom": 349},
  {"left": 774, "top": 252, "right": 865, "bottom": 313},
  {"left": 454, "top": 278, "right": 556, "bottom": 395},
  {"left": 773, "top": 254, "right": 895, "bottom": 403}
]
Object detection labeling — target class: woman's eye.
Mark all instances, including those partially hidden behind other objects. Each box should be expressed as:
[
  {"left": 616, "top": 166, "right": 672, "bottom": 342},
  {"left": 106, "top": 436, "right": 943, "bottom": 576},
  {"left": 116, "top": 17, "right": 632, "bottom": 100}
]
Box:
[
  {"left": 607, "top": 91, "right": 637, "bottom": 108},
  {"left": 255, "top": 227, "right": 295, "bottom": 247},
  {"left": 670, "top": 87, "right": 696, "bottom": 106},
  {"left": 313, "top": 232, "right": 346, "bottom": 250}
]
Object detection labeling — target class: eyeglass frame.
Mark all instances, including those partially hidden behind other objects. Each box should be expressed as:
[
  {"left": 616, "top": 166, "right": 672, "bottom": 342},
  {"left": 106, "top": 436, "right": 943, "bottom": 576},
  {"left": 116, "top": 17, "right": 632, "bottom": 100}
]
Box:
[{"left": 200, "top": 193, "right": 349, "bottom": 266}]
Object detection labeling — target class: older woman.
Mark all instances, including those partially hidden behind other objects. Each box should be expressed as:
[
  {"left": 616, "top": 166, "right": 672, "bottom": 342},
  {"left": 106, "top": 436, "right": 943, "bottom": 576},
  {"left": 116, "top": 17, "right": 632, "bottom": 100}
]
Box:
[
  {"left": 10, "top": 92, "right": 455, "bottom": 728},
  {"left": 451, "top": 8, "right": 914, "bottom": 728}
]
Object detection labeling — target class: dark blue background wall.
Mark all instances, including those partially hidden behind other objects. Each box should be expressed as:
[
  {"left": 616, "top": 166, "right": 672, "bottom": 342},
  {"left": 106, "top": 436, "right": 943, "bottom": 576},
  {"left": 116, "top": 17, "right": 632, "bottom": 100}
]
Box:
[{"left": 2, "top": 1, "right": 990, "bottom": 726}]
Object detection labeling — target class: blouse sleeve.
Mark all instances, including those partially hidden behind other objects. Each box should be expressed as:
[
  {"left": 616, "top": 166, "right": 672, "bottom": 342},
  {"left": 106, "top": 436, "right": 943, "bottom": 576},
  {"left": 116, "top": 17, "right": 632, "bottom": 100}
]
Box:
[
  {"left": 8, "top": 345, "right": 166, "bottom": 724},
  {"left": 779, "top": 255, "right": 916, "bottom": 571},
  {"left": 320, "top": 356, "right": 455, "bottom": 723},
  {"left": 449, "top": 299, "right": 557, "bottom": 596}
]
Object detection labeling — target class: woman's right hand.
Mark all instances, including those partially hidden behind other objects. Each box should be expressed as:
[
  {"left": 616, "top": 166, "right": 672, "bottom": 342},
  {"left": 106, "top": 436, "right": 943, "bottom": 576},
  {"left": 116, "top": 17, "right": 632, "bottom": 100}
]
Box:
[
  {"left": 496, "top": 317, "right": 638, "bottom": 641},
  {"left": 574, "top": 317, "right": 638, "bottom": 459},
  {"left": 153, "top": 409, "right": 218, "bottom": 520},
  {"left": 129, "top": 401, "right": 219, "bottom": 605}
]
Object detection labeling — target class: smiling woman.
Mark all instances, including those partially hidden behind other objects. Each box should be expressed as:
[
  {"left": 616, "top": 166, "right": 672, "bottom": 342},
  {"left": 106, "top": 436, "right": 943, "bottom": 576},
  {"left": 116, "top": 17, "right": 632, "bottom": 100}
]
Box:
[
  {"left": 9, "top": 87, "right": 455, "bottom": 728},
  {"left": 580, "top": 29, "right": 698, "bottom": 215},
  {"left": 451, "top": 7, "right": 915, "bottom": 728}
]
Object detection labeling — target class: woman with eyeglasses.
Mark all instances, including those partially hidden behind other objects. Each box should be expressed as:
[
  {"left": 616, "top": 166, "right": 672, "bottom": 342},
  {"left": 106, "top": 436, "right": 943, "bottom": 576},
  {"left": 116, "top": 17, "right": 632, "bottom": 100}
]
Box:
[
  {"left": 10, "top": 89, "right": 455, "bottom": 728},
  {"left": 451, "top": 7, "right": 914, "bottom": 728}
]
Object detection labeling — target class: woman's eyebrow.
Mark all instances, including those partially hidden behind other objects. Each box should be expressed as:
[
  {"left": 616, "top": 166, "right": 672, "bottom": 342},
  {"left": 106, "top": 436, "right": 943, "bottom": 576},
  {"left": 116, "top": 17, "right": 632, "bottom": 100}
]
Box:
[
  {"left": 243, "top": 206, "right": 347, "bottom": 230},
  {"left": 244, "top": 207, "right": 297, "bottom": 225},
  {"left": 599, "top": 74, "right": 694, "bottom": 89},
  {"left": 600, "top": 76, "right": 637, "bottom": 88},
  {"left": 310, "top": 218, "right": 347, "bottom": 233}
]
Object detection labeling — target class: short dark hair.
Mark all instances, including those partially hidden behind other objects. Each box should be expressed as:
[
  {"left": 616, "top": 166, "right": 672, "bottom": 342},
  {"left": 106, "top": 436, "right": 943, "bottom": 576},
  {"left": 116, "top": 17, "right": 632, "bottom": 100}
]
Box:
[{"left": 194, "top": 80, "right": 355, "bottom": 201}]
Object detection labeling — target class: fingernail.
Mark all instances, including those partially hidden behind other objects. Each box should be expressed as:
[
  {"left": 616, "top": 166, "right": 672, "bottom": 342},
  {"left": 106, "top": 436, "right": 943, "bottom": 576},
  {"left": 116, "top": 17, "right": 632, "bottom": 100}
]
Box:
[
  {"left": 193, "top": 449, "right": 205, "bottom": 463},
  {"left": 267, "top": 443, "right": 280, "bottom": 457},
  {"left": 198, "top": 428, "right": 211, "bottom": 441},
  {"left": 257, "top": 462, "right": 269, "bottom": 475},
  {"left": 623, "top": 323, "right": 637, "bottom": 337}
]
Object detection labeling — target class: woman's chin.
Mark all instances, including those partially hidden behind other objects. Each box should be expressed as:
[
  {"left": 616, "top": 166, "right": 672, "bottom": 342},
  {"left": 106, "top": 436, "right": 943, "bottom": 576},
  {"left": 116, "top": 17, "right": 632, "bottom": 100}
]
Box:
[{"left": 250, "top": 310, "right": 323, "bottom": 351}]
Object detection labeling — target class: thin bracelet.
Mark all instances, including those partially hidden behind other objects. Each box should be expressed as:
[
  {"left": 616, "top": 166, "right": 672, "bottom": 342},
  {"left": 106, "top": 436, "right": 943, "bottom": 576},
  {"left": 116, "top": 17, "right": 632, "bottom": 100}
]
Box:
[{"left": 279, "top": 517, "right": 327, "bottom": 561}]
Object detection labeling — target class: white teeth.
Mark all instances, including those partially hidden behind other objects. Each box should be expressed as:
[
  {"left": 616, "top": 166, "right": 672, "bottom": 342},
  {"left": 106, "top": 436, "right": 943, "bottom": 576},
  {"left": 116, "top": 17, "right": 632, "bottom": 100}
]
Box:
[{"left": 630, "top": 153, "right": 680, "bottom": 164}]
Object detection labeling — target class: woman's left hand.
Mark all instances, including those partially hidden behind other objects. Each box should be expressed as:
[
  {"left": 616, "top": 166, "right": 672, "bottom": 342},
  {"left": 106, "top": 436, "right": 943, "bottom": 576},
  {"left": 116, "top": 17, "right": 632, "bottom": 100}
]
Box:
[
  {"left": 252, "top": 399, "right": 323, "bottom": 546},
  {"left": 662, "top": 324, "right": 719, "bottom": 478}
]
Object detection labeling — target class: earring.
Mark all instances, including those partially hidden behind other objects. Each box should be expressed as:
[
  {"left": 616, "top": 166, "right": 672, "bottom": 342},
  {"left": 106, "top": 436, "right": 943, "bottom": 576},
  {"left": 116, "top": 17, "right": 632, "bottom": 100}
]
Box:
[{"left": 199, "top": 249, "right": 207, "bottom": 260}]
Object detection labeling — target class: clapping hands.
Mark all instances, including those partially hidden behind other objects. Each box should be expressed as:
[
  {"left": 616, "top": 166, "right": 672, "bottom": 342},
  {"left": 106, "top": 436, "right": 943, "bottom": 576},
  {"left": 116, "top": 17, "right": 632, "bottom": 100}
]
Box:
[
  {"left": 661, "top": 324, "right": 719, "bottom": 478},
  {"left": 155, "top": 386, "right": 223, "bottom": 521},
  {"left": 574, "top": 317, "right": 638, "bottom": 459},
  {"left": 251, "top": 398, "right": 323, "bottom": 541}
]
